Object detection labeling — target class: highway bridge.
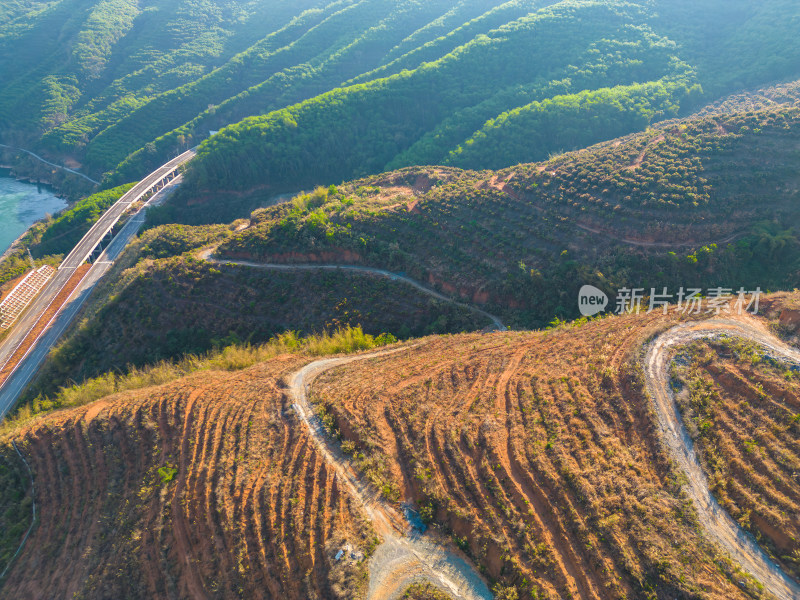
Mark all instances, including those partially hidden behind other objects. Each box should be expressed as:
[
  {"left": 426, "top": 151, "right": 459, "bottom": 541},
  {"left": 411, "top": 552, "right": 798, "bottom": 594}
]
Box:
[{"left": 0, "top": 150, "right": 195, "bottom": 419}]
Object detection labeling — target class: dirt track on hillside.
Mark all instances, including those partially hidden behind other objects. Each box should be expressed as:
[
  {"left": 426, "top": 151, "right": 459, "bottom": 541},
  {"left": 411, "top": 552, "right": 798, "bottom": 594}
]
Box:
[
  {"left": 288, "top": 349, "right": 493, "bottom": 600},
  {"left": 645, "top": 317, "right": 800, "bottom": 600},
  {"left": 199, "top": 249, "right": 506, "bottom": 332}
]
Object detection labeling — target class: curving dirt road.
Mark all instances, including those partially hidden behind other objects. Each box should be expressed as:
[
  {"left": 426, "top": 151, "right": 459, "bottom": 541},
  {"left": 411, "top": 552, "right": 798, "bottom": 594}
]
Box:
[
  {"left": 288, "top": 349, "right": 494, "bottom": 600},
  {"left": 575, "top": 223, "right": 744, "bottom": 249},
  {"left": 199, "top": 250, "right": 506, "bottom": 332},
  {"left": 645, "top": 317, "right": 800, "bottom": 600}
]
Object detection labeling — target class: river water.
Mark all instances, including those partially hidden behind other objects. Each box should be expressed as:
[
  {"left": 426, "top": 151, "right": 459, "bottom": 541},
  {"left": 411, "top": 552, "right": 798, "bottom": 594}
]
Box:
[{"left": 0, "top": 173, "right": 66, "bottom": 254}]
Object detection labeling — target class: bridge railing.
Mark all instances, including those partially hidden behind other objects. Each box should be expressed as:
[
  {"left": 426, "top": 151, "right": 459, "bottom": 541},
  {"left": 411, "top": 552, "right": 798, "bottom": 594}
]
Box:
[{"left": 61, "top": 152, "right": 193, "bottom": 269}]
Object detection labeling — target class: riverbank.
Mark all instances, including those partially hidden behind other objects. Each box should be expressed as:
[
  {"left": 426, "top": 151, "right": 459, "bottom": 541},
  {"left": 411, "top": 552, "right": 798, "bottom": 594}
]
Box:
[
  {"left": 0, "top": 176, "right": 66, "bottom": 289},
  {"left": 0, "top": 144, "right": 99, "bottom": 186},
  {"left": 0, "top": 166, "right": 57, "bottom": 190},
  {"left": 0, "top": 146, "right": 98, "bottom": 202},
  {"left": 0, "top": 166, "right": 64, "bottom": 195},
  {"left": 0, "top": 169, "right": 64, "bottom": 262}
]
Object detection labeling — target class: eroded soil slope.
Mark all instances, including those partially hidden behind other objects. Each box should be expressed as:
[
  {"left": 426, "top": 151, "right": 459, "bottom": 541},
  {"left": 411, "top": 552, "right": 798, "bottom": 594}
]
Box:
[
  {"left": 5, "top": 300, "right": 800, "bottom": 599},
  {"left": 313, "top": 312, "right": 771, "bottom": 599},
  {"left": 1, "top": 356, "right": 375, "bottom": 599}
]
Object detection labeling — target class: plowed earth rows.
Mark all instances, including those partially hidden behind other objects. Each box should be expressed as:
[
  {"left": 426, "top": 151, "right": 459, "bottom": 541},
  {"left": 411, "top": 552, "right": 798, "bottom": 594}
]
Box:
[
  {"left": 5, "top": 308, "right": 800, "bottom": 599},
  {"left": 673, "top": 337, "right": 800, "bottom": 581},
  {"left": 313, "top": 314, "right": 763, "bottom": 600},
  {"left": 2, "top": 357, "right": 375, "bottom": 599}
]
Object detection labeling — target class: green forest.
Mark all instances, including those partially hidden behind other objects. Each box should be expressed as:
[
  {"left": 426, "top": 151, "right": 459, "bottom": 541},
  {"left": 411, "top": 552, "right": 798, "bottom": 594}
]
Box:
[
  {"left": 1, "top": 0, "right": 799, "bottom": 204},
  {"left": 214, "top": 102, "right": 800, "bottom": 328}
]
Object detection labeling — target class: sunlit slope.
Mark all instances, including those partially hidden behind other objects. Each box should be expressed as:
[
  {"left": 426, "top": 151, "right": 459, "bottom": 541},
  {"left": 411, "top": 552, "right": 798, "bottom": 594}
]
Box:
[
  {"left": 310, "top": 312, "right": 759, "bottom": 598},
  {"left": 5, "top": 299, "right": 800, "bottom": 598},
  {"left": 0, "top": 357, "right": 375, "bottom": 599},
  {"left": 182, "top": 0, "right": 695, "bottom": 194},
  {"left": 670, "top": 293, "right": 800, "bottom": 582}
]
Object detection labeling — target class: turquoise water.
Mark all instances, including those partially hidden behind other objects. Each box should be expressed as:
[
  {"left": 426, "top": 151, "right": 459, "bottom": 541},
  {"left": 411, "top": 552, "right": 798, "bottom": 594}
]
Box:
[{"left": 0, "top": 174, "right": 66, "bottom": 254}]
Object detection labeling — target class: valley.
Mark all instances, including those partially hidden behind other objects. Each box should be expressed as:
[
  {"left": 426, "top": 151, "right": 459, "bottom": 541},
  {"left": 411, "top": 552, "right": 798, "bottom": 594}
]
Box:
[{"left": 1, "top": 1, "right": 800, "bottom": 599}]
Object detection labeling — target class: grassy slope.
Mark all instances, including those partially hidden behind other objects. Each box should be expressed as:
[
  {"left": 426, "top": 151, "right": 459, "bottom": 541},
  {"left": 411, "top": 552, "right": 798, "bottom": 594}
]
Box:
[
  {"left": 213, "top": 97, "right": 800, "bottom": 328},
  {"left": 181, "top": 0, "right": 695, "bottom": 194},
  {"left": 19, "top": 91, "right": 800, "bottom": 403},
  {"left": 0, "top": 0, "right": 324, "bottom": 145},
  {"left": 25, "top": 92, "right": 800, "bottom": 399},
  {"left": 0, "top": 0, "right": 526, "bottom": 174}
]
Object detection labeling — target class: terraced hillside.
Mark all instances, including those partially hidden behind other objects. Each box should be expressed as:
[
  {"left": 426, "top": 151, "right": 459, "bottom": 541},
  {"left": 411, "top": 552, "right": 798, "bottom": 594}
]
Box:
[
  {"left": 211, "top": 100, "right": 800, "bottom": 327},
  {"left": 0, "top": 356, "right": 377, "bottom": 599},
  {"left": 7, "top": 297, "right": 800, "bottom": 598},
  {"left": 311, "top": 304, "right": 800, "bottom": 599},
  {"left": 23, "top": 96, "right": 799, "bottom": 398},
  {"left": 670, "top": 294, "right": 800, "bottom": 581}
]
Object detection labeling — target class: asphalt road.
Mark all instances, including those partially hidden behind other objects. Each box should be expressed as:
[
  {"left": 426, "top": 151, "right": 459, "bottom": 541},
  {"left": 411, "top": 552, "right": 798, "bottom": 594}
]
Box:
[
  {"left": 0, "top": 155, "right": 191, "bottom": 421},
  {"left": 62, "top": 149, "right": 195, "bottom": 270}
]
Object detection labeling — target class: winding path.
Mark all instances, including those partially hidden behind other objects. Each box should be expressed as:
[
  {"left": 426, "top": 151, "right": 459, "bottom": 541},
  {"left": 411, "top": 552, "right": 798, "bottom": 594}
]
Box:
[
  {"left": 574, "top": 223, "right": 744, "bottom": 249},
  {"left": 200, "top": 250, "right": 506, "bottom": 331},
  {"left": 645, "top": 317, "right": 800, "bottom": 600},
  {"left": 0, "top": 143, "right": 100, "bottom": 185},
  {"left": 288, "top": 349, "right": 493, "bottom": 600}
]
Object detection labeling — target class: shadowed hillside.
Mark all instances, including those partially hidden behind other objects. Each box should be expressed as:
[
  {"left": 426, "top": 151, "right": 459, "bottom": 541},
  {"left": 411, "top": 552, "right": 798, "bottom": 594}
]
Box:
[
  {"left": 207, "top": 99, "right": 800, "bottom": 327},
  {"left": 3, "top": 0, "right": 799, "bottom": 187}
]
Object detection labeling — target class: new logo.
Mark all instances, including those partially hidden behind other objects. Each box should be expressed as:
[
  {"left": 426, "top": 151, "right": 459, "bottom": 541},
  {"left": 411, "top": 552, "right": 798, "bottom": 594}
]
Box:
[{"left": 578, "top": 285, "right": 608, "bottom": 317}]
